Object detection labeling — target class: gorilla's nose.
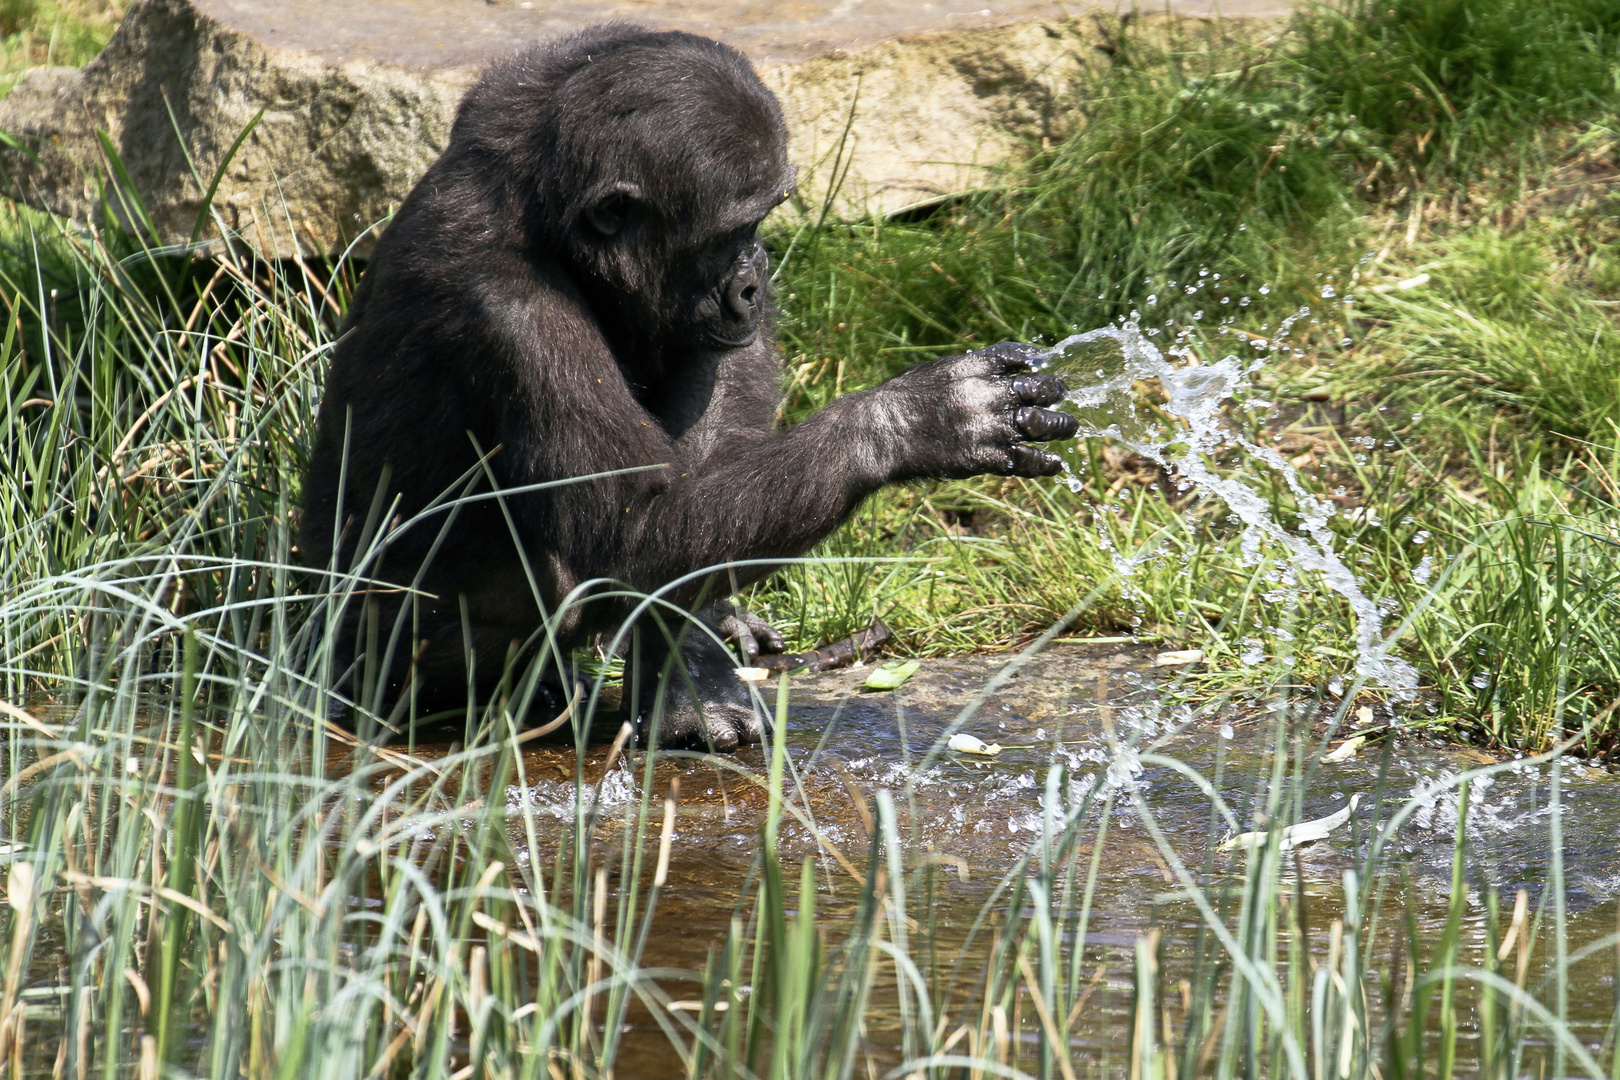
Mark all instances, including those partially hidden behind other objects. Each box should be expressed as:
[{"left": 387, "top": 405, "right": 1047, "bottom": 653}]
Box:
[{"left": 723, "top": 245, "right": 767, "bottom": 322}]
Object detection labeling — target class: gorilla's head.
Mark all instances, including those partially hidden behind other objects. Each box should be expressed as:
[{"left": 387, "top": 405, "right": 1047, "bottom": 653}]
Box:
[{"left": 459, "top": 26, "right": 796, "bottom": 354}]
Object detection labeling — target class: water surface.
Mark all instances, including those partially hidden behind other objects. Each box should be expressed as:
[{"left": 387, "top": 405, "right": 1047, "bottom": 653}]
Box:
[{"left": 491, "top": 643, "right": 1620, "bottom": 1070}]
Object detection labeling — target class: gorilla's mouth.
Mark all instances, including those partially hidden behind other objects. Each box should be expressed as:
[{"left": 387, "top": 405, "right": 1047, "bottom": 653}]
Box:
[{"left": 707, "top": 329, "right": 759, "bottom": 348}]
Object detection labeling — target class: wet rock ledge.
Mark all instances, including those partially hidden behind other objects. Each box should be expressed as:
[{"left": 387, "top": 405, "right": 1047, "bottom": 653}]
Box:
[{"left": 0, "top": 0, "right": 1288, "bottom": 256}]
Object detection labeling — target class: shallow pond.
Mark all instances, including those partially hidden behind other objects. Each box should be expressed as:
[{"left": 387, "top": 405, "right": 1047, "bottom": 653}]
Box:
[{"left": 467, "top": 641, "right": 1620, "bottom": 1072}]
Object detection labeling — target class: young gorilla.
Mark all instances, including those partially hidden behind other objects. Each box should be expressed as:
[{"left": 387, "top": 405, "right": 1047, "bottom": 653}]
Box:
[{"left": 301, "top": 23, "right": 1078, "bottom": 749}]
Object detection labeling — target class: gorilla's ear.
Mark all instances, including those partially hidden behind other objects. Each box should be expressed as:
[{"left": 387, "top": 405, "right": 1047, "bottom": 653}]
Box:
[{"left": 584, "top": 183, "right": 645, "bottom": 237}]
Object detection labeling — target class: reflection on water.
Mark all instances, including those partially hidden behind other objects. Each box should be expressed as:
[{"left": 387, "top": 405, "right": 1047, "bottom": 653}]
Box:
[{"left": 479, "top": 643, "right": 1620, "bottom": 1071}]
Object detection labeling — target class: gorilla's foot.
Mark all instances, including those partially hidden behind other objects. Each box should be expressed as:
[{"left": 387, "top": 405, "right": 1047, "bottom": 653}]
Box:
[
  {"left": 632, "top": 619, "right": 767, "bottom": 751},
  {"left": 648, "top": 689, "right": 763, "bottom": 752}
]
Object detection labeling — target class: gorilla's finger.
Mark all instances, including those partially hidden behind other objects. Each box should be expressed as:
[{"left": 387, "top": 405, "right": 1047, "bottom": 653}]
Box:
[
  {"left": 748, "top": 618, "right": 786, "bottom": 655},
  {"left": 714, "top": 610, "right": 759, "bottom": 659},
  {"left": 978, "top": 341, "right": 1042, "bottom": 373},
  {"left": 734, "top": 607, "right": 785, "bottom": 655},
  {"left": 1007, "top": 445, "right": 1065, "bottom": 477},
  {"left": 1011, "top": 374, "right": 1067, "bottom": 407},
  {"left": 1015, "top": 406, "right": 1079, "bottom": 442}
]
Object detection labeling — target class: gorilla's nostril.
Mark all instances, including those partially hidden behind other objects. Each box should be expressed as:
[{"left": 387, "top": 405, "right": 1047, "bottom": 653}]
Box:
[{"left": 724, "top": 276, "right": 760, "bottom": 321}]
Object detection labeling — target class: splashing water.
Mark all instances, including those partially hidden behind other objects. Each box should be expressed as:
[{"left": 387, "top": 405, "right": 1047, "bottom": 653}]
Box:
[{"left": 1037, "top": 324, "right": 1418, "bottom": 696}]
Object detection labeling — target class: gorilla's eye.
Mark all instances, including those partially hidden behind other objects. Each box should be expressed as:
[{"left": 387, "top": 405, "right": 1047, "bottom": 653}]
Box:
[{"left": 585, "top": 194, "right": 634, "bottom": 237}]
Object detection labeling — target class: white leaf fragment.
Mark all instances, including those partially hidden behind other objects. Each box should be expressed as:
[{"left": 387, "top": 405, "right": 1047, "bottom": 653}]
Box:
[
  {"left": 1153, "top": 649, "right": 1205, "bottom": 667},
  {"left": 1220, "top": 794, "right": 1362, "bottom": 852},
  {"left": 6, "top": 861, "right": 34, "bottom": 914},
  {"left": 1368, "top": 272, "right": 1430, "bottom": 294},
  {"left": 1323, "top": 706, "right": 1379, "bottom": 761},
  {"left": 1322, "top": 735, "right": 1364, "bottom": 763},
  {"left": 947, "top": 733, "right": 1002, "bottom": 756}
]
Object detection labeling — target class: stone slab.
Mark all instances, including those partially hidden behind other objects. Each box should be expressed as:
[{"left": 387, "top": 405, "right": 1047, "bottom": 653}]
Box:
[
  {"left": 196, "top": 0, "right": 1294, "bottom": 68},
  {"left": 0, "top": 0, "right": 1292, "bottom": 256}
]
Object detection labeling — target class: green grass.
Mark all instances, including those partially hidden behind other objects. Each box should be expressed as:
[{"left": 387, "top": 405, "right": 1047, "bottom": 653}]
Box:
[
  {"left": 0, "top": 0, "right": 117, "bottom": 95},
  {"left": 1296, "top": 0, "right": 1620, "bottom": 181},
  {"left": 5, "top": 0, "right": 1620, "bottom": 1075}
]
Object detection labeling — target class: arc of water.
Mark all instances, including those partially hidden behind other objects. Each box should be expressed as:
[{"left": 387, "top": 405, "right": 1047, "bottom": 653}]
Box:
[{"left": 1038, "top": 326, "right": 1417, "bottom": 695}]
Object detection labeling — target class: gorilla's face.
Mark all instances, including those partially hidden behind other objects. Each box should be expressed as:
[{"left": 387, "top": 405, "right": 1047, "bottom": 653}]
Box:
[
  {"left": 683, "top": 221, "right": 770, "bottom": 349},
  {"left": 683, "top": 229, "right": 764, "bottom": 348},
  {"left": 577, "top": 176, "right": 792, "bottom": 352},
  {"left": 538, "top": 40, "right": 797, "bottom": 357}
]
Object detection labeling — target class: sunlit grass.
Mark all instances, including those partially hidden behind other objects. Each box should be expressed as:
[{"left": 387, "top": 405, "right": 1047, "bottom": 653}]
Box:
[
  {"left": 0, "top": 0, "right": 119, "bottom": 95},
  {"left": 756, "top": 0, "right": 1620, "bottom": 751}
]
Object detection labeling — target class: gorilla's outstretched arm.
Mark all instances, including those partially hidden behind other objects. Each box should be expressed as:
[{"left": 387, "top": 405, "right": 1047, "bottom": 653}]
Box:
[{"left": 469, "top": 263, "right": 1069, "bottom": 603}]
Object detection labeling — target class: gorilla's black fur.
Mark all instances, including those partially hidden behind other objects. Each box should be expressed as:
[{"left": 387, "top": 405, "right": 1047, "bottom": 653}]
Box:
[{"left": 301, "top": 24, "right": 1077, "bottom": 749}]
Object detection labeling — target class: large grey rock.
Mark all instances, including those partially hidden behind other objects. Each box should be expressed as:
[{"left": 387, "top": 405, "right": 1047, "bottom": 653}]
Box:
[{"left": 0, "top": 0, "right": 1290, "bottom": 256}]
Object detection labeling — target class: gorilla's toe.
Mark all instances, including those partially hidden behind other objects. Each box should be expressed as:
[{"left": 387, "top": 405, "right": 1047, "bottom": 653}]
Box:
[
  {"left": 701, "top": 701, "right": 757, "bottom": 751},
  {"left": 648, "top": 694, "right": 761, "bottom": 750},
  {"left": 632, "top": 615, "right": 770, "bottom": 750}
]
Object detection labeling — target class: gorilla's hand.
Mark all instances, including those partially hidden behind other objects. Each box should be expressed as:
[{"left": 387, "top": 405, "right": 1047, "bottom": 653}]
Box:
[
  {"left": 708, "top": 601, "right": 785, "bottom": 660},
  {"left": 882, "top": 341, "right": 1079, "bottom": 479}
]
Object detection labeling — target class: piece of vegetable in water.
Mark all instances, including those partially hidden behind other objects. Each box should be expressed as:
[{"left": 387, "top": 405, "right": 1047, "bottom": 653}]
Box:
[
  {"left": 1321, "top": 735, "right": 1363, "bottom": 763},
  {"left": 946, "top": 733, "right": 1002, "bottom": 756},
  {"left": 1219, "top": 794, "right": 1361, "bottom": 852},
  {"left": 734, "top": 667, "right": 772, "bottom": 683},
  {"left": 1322, "top": 707, "right": 1381, "bottom": 761},
  {"left": 1152, "top": 649, "right": 1205, "bottom": 667},
  {"left": 863, "top": 659, "right": 921, "bottom": 691}
]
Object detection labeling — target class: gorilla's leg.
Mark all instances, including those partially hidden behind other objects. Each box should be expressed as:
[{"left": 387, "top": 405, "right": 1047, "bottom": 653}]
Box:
[
  {"left": 329, "top": 601, "right": 570, "bottom": 737},
  {"left": 627, "top": 606, "right": 766, "bottom": 751},
  {"left": 407, "top": 625, "right": 572, "bottom": 731}
]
